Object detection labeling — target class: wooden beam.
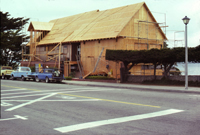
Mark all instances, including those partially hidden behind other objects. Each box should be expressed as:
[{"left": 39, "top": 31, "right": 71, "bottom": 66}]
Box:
[
  {"left": 93, "top": 47, "right": 104, "bottom": 72},
  {"left": 28, "top": 57, "right": 31, "bottom": 67},
  {"left": 58, "top": 42, "right": 61, "bottom": 69},
  {"left": 48, "top": 31, "right": 73, "bottom": 55},
  {"left": 34, "top": 56, "right": 43, "bottom": 61},
  {"left": 46, "top": 55, "right": 58, "bottom": 62},
  {"left": 48, "top": 42, "right": 60, "bottom": 54},
  {"left": 54, "top": 56, "right": 58, "bottom": 68},
  {"left": 83, "top": 71, "right": 92, "bottom": 79}
]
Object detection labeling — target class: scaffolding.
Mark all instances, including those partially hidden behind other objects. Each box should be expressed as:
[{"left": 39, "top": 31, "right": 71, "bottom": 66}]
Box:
[
  {"left": 22, "top": 29, "right": 70, "bottom": 69},
  {"left": 119, "top": 10, "right": 167, "bottom": 50},
  {"left": 137, "top": 20, "right": 164, "bottom": 49}
]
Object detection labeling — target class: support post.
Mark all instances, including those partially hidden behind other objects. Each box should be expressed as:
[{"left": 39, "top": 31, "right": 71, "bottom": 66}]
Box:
[
  {"left": 93, "top": 47, "right": 104, "bottom": 73},
  {"left": 58, "top": 42, "right": 61, "bottom": 70},
  {"left": 185, "top": 24, "right": 188, "bottom": 90}
]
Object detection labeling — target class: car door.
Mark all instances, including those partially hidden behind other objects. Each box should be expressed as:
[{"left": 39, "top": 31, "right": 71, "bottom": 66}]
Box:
[
  {"left": 15, "top": 68, "right": 19, "bottom": 77},
  {"left": 38, "top": 69, "right": 45, "bottom": 80},
  {"left": 18, "top": 67, "right": 23, "bottom": 77}
]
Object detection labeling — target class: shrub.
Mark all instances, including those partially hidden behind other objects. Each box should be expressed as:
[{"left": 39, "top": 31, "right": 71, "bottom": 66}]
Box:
[
  {"left": 30, "top": 66, "right": 35, "bottom": 72},
  {"left": 69, "top": 71, "right": 76, "bottom": 78},
  {"left": 65, "top": 76, "right": 72, "bottom": 80},
  {"left": 142, "top": 78, "right": 200, "bottom": 87},
  {"left": 86, "top": 76, "right": 115, "bottom": 80}
]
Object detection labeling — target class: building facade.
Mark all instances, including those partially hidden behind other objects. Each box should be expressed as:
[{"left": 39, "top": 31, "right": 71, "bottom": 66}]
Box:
[{"left": 21, "top": 2, "right": 167, "bottom": 78}]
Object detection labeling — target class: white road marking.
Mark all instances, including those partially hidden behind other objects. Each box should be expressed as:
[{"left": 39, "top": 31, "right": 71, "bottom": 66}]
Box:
[
  {"left": 2, "top": 99, "right": 100, "bottom": 102},
  {"left": 1, "top": 89, "right": 27, "bottom": 92},
  {"left": 1, "top": 92, "right": 58, "bottom": 99},
  {"left": 54, "top": 109, "right": 184, "bottom": 133},
  {"left": 0, "top": 115, "right": 28, "bottom": 121},
  {"left": 1, "top": 89, "right": 71, "bottom": 96},
  {"left": 5, "top": 93, "right": 57, "bottom": 111},
  {"left": 58, "top": 95, "right": 76, "bottom": 99},
  {"left": 1, "top": 91, "right": 42, "bottom": 96},
  {"left": 14, "top": 115, "right": 28, "bottom": 120},
  {"left": 189, "top": 95, "right": 200, "bottom": 97},
  {"left": 1, "top": 89, "right": 119, "bottom": 99},
  {"left": 1, "top": 101, "right": 13, "bottom": 106}
]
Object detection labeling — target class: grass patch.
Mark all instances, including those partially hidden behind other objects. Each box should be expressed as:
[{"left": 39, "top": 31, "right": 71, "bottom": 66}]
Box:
[
  {"left": 142, "top": 78, "right": 200, "bottom": 87},
  {"left": 64, "top": 76, "right": 72, "bottom": 80},
  {"left": 86, "top": 76, "right": 115, "bottom": 80}
]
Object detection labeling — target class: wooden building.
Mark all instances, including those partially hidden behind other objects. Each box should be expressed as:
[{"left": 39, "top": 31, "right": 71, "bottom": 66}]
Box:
[{"left": 21, "top": 2, "right": 167, "bottom": 78}]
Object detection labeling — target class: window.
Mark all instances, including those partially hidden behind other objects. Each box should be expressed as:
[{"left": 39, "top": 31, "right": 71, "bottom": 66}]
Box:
[
  {"left": 48, "top": 46, "right": 54, "bottom": 51},
  {"left": 141, "top": 65, "right": 162, "bottom": 70},
  {"left": 39, "top": 47, "right": 45, "bottom": 51},
  {"left": 45, "top": 70, "right": 52, "bottom": 73},
  {"left": 134, "top": 43, "right": 148, "bottom": 50},
  {"left": 21, "top": 68, "right": 30, "bottom": 71}
]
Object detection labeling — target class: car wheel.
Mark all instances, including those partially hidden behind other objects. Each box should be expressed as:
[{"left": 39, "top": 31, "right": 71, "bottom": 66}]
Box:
[
  {"left": 2, "top": 74, "right": 5, "bottom": 79},
  {"left": 45, "top": 77, "right": 50, "bottom": 83},
  {"left": 35, "top": 76, "right": 40, "bottom": 82},
  {"left": 21, "top": 76, "right": 26, "bottom": 81},
  {"left": 56, "top": 80, "right": 62, "bottom": 83},
  {"left": 11, "top": 75, "right": 15, "bottom": 80}
]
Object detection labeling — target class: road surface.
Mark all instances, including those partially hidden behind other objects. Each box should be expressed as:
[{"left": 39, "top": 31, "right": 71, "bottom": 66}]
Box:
[{"left": 1, "top": 79, "right": 200, "bottom": 135}]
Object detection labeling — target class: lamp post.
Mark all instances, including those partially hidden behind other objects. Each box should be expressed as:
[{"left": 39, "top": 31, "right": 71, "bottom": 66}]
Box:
[{"left": 182, "top": 16, "right": 190, "bottom": 90}]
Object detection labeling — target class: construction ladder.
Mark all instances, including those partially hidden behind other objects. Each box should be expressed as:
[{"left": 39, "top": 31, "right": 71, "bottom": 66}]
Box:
[{"left": 76, "top": 55, "right": 84, "bottom": 79}]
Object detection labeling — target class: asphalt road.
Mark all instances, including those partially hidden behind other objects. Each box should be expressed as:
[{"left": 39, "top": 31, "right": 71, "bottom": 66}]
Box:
[{"left": 1, "top": 79, "right": 200, "bottom": 135}]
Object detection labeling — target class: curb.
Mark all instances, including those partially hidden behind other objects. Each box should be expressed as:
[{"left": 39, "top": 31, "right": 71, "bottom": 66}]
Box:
[{"left": 62, "top": 81, "right": 200, "bottom": 94}]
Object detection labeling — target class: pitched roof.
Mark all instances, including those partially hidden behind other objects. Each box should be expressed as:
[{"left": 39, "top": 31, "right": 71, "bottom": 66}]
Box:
[
  {"left": 28, "top": 2, "right": 166, "bottom": 46},
  {"left": 37, "top": 2, "right": 145, "bottom": 45},
  {"left": 28, "top": 22, "right": 54, "bottom": 31}
]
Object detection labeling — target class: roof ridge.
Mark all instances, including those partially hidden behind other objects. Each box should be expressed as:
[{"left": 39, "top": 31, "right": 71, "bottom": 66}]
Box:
[
  {"left": 117, "top": 2, "right": 145, "bottom": 37},
  {"left": 37, "top": 2, "right": 155, "bottom": 45}
]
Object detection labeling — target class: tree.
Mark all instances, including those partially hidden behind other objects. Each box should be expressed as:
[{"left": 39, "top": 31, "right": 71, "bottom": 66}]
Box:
[
  {"left": 0, "top": 11, "right": 29, "bottom": 68},
  {"left": 189, "top": 45, "right": 200, "bottom": 63},
  {"left": 160, "top": 48, "right": 183, "bottom": 78},
  {"left": 163, "top": 41, "right": 168, "bottom": 49},
  {"left": 106, "top": 45, "right": 200, "bottom": 81},
  {"left": 146, "top": 49, "right": 161, "bottom": 79}
]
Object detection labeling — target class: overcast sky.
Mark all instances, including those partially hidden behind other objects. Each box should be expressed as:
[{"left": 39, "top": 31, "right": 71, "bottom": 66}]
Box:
[{"left": 1, "top": 0, "right": 200, "bottom": 48}]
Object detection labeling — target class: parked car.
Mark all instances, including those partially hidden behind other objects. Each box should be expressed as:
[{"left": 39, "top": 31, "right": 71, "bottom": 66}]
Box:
[
  {"left": 0, "top": 66, "right": 14, "bottom": 79},
  {"left": 28, "top": 68, "right": 64, "bottom": 83},
  {"left": 11, "top": 67, "right": 31, "bottom": 81}
]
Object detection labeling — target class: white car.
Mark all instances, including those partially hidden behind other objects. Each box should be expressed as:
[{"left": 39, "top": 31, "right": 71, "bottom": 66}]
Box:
[{"left": 11, "top": 67, "right": 31, "bottom": 81}]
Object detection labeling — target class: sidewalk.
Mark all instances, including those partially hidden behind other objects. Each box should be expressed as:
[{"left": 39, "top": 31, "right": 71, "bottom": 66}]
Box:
[{"left": 62, "top": 80, "right": 200, "bottom": 94}]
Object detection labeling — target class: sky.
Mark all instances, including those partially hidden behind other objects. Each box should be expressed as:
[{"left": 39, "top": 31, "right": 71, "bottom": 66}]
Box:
[
  {"left": 1, "top": 0, "right": 200, "bottom": 75},
  {"left": 1, "top": 0, "right": 200, "bottom": 48}
]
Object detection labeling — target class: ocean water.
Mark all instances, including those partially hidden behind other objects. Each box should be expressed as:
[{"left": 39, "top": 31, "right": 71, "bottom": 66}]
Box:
[{"left": 176, "top": 62, "right": 200, "bottom": 75}]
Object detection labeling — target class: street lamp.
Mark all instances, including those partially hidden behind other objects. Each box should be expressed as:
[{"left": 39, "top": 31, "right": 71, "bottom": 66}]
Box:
[{"left": 182, "top": 16, "right": 190, "bottom": 90}]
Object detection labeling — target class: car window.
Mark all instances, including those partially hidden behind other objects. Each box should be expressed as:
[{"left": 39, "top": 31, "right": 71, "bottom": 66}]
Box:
[
  {"left": 21, "top": 68, "right": 30, "bottom": 71},
  {"left": 45, "top": 70, "right": 52, "bottom": 73},
  {"left": 54, "top": 70, "right": 60, "bottom": 74}
]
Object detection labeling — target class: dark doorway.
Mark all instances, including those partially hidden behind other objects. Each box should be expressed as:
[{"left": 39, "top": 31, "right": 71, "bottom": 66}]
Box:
[{"left": 71, "top": 43, "right": 80, "bottom": 61}]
